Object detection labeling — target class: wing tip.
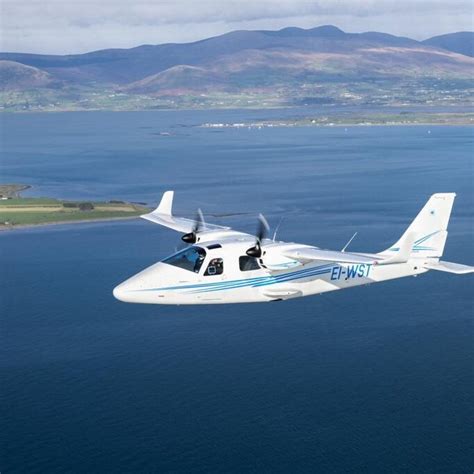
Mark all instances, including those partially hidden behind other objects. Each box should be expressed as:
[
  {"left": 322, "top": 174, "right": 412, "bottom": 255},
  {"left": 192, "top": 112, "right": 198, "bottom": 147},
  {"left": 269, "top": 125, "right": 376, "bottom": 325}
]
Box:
[{"left": 155, "top": 190, "right": 174, "bottom": 216}]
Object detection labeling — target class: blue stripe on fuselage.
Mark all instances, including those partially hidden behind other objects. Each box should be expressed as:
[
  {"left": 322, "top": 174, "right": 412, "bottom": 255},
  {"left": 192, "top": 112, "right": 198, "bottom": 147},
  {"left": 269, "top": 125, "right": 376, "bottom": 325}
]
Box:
[
  {"left": 190, "top": 266, "right": 332, "bottom": 294},
  {"left": 134, "top": 263, "right": 334, "bottom": 294}
]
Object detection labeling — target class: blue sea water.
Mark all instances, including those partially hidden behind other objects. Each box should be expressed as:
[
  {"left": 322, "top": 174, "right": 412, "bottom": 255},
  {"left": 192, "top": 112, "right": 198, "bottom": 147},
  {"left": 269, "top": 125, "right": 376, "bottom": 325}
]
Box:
[{"left": 1, "top": 110, "right": 473, "bottom": 473}]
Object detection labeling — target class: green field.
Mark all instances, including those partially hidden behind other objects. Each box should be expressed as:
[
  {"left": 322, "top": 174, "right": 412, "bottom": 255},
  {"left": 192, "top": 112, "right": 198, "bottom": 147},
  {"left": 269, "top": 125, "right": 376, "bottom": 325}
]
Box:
[
  {"left": 2, "top": 77, "right": 473, "bottom": 112},
  {"left": 0, "top": 196, "right": 149, "bottom": 227}
]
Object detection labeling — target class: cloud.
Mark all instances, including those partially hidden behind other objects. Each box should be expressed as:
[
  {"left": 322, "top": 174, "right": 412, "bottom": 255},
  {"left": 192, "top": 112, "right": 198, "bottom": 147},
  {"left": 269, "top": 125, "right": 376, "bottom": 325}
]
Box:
[{"left": 1, "top": 0, "right": 473, "bottom": 54}]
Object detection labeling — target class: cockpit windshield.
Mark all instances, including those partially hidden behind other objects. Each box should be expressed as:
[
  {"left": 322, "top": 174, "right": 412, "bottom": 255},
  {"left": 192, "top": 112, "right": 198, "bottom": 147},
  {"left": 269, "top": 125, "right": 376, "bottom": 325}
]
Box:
[{"left": 162, "top": 246, "right": 207, "bottom": 273}]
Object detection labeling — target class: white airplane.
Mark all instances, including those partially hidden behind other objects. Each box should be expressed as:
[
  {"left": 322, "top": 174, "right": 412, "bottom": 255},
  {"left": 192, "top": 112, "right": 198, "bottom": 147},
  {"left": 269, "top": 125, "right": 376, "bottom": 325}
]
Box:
[{"left": 113, "top": 192, "right": 473, "bottom": 305}]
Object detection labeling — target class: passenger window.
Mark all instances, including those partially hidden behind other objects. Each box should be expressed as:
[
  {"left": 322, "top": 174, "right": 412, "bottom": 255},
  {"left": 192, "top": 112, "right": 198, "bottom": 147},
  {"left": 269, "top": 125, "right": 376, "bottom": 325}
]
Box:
[
  {"left": 204, "top": 258, "right": 224, "bottom": 276},
  {"left": 239, "top": 256, "right": 260, "bottom": 271}
]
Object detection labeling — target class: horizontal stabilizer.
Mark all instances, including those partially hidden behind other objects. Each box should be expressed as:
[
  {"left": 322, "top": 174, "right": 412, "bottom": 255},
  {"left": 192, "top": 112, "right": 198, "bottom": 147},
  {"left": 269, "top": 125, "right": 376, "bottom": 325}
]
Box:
[{"left": 424, "top": 260, "right": 474, "bottom": 274}]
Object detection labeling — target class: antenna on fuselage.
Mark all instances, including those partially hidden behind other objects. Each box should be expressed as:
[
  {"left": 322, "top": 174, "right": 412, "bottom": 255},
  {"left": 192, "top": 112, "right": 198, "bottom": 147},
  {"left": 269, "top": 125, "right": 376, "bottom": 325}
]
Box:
[{"left": 341, "top": 232, "right": 358, "bottom": 252}]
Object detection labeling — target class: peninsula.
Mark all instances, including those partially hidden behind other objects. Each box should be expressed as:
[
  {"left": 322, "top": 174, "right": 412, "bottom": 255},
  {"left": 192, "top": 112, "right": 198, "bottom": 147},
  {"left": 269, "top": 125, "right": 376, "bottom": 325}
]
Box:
[{"left": 0, "top": 185, "right": 148, "bottom": 229}]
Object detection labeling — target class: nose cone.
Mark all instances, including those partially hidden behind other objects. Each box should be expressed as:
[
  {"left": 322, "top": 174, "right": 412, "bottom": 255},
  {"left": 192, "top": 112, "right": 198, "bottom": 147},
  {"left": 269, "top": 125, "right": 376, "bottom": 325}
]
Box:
[
  {"left": 113, "top": 272, "right": 147, "bottom": 303},
  {"left": 113, "top": 262, "right": 168, "bottom": 304},
  {"left": 113, "top": 280, "right": 136, "bottom": 303}
]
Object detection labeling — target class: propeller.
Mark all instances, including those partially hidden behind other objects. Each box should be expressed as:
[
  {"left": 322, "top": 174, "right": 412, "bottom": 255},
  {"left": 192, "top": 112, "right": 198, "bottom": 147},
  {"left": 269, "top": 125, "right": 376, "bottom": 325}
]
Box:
[
  {"left": 246, "top": 214, "right": 269, "bottom": 258},
  {"left": 182, "top": 208, "right": 205, "bottom": 244}
]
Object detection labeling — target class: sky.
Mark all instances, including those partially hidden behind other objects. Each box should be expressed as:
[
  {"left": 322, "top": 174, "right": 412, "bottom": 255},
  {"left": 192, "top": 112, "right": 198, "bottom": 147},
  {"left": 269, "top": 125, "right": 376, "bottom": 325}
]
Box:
[{"left": 1, "top": 0, "right": 473, "bottom": 54}]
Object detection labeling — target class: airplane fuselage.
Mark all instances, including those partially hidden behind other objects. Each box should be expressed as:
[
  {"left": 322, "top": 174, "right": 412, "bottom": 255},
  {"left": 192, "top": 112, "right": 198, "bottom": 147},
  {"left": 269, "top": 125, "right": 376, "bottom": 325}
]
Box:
[
  {"left": 113, "top": 239, "right": 429, "bottom": 304},
  {"left": 113, "top": 192, "right": 472, "bottom": 305}
]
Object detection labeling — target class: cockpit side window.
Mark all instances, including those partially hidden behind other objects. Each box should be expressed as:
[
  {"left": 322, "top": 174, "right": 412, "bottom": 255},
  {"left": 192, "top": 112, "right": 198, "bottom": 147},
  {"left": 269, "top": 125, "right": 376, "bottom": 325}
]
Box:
[
  {"left": 239, "top": 255, "right": 260, "bottom": 271},
  {"left": 163, "top": 246, "right": 206, "bottom": 273},
  {"left": 204, "top": 258, "right": 224, "bottom": 276}
]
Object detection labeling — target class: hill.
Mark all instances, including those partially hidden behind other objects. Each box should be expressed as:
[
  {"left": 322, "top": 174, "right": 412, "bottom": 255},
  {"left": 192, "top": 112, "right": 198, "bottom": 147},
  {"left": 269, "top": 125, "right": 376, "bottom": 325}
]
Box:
[
  {"left": 423, "top": 32, "right": 474, "bottom": 57},
  {"left": 1, "top": 25, "right": 473, "bottom": 111},
  {"left": 0, "top": 60, "right": 58, "bottom": 91}
]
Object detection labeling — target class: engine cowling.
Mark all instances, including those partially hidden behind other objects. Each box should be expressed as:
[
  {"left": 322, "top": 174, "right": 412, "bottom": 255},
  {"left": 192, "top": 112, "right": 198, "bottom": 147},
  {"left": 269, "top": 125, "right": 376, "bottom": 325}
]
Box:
[{"left": 258, "top": 242, "right": 307, "bottom": 271}]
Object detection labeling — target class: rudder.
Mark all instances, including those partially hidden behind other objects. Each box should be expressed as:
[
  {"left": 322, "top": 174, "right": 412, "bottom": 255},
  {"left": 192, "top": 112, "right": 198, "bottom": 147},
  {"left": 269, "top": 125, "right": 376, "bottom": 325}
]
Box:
[{"left": 384, "top": 193, "right": 456, "bottom": 258}]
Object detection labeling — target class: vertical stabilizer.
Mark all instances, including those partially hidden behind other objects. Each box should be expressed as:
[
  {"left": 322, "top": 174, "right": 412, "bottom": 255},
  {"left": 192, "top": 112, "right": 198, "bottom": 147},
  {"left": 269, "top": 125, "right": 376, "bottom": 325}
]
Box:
[{"left": 383, "top": 193, "right": 456, "bottom": 258}]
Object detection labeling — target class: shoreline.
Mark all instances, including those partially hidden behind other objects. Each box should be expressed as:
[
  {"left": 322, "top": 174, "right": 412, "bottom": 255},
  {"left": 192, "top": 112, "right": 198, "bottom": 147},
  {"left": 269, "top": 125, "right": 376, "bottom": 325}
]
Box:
[
  {"left": 200, "top": 113, "right": 474, "bottom": 129},
  {"left": 0, "top": 214, "right": 141, "bottom": 232},
  {"left": 2, "top": 106, "right": 474, "bottom": 117},
  {"left": 201, "top": 121, "right": 474, "bottom": 129}
]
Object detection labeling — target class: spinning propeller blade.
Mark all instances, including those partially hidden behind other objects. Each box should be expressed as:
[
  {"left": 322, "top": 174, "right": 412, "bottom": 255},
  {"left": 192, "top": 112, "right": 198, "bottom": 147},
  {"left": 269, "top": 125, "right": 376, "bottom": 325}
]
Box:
[
  {"left": 193, "top": 209, "right": 205, "bottom": 233},
  {"left": 182, "top": 208, "right": 205, "bottom": 244},
  {"left": 257, "top": 213, "right": 269, "bottom": 242},
  {"left": 246, "top": 214, "right": 269, "bottom": 258}
]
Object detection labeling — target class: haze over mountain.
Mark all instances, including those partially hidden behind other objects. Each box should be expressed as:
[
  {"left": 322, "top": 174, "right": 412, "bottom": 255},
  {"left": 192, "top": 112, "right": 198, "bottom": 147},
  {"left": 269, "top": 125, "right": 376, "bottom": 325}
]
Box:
[
  {"left": 1, "top": 26, "right": 472, "bottom": 111},
  {"left": 422, "top": 32, "right": 474, "bottom": 58}
]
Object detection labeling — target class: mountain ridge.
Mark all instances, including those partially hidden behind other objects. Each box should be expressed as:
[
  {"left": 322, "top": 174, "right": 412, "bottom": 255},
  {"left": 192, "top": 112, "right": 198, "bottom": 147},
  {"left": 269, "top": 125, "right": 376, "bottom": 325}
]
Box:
[
  {"left": 422, "top": 31, "right": 474, "bottom": 57},
  {"left": 1, "top": 26, "right": 473, "bottom": 111}
]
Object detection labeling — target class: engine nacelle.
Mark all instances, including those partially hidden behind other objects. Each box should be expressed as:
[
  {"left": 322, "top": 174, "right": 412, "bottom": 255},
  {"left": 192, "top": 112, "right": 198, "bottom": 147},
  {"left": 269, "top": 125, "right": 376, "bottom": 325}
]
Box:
[
  {"left": 259, "top": 242, "right": 310, "bottom": 271},
  {"left": 195, "top": 230, "right": 251, "bottom": 244}
]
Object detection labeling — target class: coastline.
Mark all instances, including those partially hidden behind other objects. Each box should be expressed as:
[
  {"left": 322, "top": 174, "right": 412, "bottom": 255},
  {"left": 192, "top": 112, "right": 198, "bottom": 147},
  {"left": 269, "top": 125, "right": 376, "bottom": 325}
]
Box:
[
  {"left": 0, "top": 191, "right": 150, "bottom": 230},
  {"left": 0, "top": 214, "right": 141, "bottom": 232},
  {"left": 201, "top": 121, "right": 474, "bottom": 129},
  {"left": 200, "top": 112, "right": 474, "bottom": 129}
]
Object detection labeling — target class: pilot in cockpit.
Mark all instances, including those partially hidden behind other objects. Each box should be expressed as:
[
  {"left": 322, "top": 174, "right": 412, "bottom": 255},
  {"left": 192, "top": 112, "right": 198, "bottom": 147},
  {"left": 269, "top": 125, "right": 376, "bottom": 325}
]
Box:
[{"left": 194, "top": 253, "right": 206, "bottom": 273}]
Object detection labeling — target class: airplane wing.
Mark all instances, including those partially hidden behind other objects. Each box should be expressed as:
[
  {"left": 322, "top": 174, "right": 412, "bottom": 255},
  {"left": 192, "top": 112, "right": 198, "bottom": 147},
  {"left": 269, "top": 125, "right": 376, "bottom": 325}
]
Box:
[
  {"left": 283, "top": 232, "right": 416, "bottom": 266},
  {"left": 141, "top": 191, "right": 230, "bottom": 234},
  {"left": 283, "top": 247, "right": 378, "bottom": 265}
]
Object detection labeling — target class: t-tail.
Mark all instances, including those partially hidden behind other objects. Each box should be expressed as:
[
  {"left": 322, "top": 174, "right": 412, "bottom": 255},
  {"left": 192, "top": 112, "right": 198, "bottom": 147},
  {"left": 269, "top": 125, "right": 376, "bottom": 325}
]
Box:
[{"left": 381, "top": 193, "right": 473, "bottom": 274}]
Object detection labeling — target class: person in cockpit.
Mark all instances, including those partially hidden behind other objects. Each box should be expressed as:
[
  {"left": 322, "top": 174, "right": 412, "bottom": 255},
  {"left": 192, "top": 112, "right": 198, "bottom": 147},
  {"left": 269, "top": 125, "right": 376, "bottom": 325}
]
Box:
[{"left": 194, "top": 252, "right": 206, "bottom": 273}]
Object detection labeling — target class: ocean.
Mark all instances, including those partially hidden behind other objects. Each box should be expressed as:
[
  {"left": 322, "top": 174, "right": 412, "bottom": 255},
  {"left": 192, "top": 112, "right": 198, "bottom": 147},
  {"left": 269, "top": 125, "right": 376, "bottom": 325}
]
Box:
[{"left": 1, "top": 110, "right": 473, "bottom": 473}]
